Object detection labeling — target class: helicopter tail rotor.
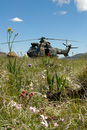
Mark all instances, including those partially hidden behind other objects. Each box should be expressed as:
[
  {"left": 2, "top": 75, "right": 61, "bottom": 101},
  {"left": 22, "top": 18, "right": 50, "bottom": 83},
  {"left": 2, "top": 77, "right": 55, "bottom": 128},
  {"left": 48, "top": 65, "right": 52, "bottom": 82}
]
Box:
[{"left": 63, "top": 43, "right": 78, "bottom": 49}]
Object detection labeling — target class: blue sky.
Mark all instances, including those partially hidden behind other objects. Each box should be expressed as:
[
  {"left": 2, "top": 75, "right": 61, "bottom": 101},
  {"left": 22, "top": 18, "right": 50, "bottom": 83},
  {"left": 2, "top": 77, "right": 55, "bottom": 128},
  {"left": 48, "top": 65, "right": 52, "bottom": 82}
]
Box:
[{"left": 0, "top": 0, "right": 87, "bottom": 57}]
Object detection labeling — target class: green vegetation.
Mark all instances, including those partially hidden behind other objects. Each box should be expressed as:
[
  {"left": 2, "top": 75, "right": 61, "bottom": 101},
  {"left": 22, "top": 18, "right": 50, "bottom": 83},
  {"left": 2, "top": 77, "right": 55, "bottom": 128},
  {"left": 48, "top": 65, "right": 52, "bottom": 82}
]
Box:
[{"left": 0, "top": 56, "right": 87, "bottom": 130}]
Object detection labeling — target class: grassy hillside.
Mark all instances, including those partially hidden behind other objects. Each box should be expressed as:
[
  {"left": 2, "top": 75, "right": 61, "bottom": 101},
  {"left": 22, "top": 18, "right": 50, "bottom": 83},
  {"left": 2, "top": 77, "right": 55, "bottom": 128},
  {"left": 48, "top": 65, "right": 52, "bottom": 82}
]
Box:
[{"left": 0, "top": 56, "right": 87, "bottom": 130}]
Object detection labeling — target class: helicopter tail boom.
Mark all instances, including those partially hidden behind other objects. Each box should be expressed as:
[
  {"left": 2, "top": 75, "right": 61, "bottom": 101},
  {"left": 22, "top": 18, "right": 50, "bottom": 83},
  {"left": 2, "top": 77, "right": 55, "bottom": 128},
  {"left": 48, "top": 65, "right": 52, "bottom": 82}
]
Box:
[{"left": 56, "top": 44, "right": 72, "bottom": 57}]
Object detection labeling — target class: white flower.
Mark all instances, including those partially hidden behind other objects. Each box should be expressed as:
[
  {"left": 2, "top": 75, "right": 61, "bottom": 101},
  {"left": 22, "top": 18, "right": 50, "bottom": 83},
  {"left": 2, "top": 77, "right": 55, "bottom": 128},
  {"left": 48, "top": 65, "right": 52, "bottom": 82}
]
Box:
[
  {"left": 16, "top": 104, "right": 22, "bottom": 109},
  {"left": 59, "top": 118, "right": 64, "bottom": 122},
  {"left": 30, "top": 82, "right": 33, "bottom": 87},
  {"left": 40, "top": 115, "right": 48, "bottom": 120},
  {"left": 73, "top": 83, "right": 81, "bottom": 89},
  {"left": 54, "top": 122, "right": 59, "bottom": 127},
  {"left": 42, "top": 75, "right": 45, "bottom": 79},
  {"left": 41, "top": 120, "right": 48, "bottom": 127},
  {"left": 42, "top": 94, "right": 47, "bottom": 98},
  {"left": 30, "top": 106, "right": 39, "bottom": 113},
  {"left": 7, "top": 100, "right": 22, "bottom": 110},
  {"left": 30, "top": 87, "right": 33, "bottom": 90},
  {"left": 59, "top": 64, "right": 62, "bottom": 67},
  {"left": 7, "top": 100, "right": 17, "bottom": 107},
  {"left": 66, "top": 77, "right": 71, "bottom": 82}
]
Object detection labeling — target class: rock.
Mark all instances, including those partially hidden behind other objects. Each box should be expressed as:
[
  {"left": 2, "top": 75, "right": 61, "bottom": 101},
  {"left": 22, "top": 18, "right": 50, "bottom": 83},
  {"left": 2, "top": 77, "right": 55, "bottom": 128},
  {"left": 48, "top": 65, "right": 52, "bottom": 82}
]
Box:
[{"left": 7, "top": 52, "right": 18, "bottom": 57}]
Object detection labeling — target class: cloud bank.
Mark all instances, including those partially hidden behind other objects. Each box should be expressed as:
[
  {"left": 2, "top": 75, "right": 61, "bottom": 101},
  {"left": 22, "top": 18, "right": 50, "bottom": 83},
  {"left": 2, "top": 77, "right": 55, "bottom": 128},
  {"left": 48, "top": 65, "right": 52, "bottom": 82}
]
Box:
[
  {"left": 74, "top": 0, "right": 87, "bottom": 12},
  {"left": 8, "top": 17, "right": 23, "bottom": 22},
  {"left": 52, "top": 0, "right": 87, "bottom": 12}
]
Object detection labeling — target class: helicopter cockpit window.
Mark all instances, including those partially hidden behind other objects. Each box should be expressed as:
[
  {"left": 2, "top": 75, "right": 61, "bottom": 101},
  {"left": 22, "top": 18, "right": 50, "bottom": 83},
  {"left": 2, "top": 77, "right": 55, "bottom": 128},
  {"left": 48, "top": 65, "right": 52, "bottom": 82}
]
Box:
[
  {"left": 31, "top": 43, "right": 38, "bottom": 47},
  {"left": 29, "top": 43, "right": 39, "bottom": 51}
]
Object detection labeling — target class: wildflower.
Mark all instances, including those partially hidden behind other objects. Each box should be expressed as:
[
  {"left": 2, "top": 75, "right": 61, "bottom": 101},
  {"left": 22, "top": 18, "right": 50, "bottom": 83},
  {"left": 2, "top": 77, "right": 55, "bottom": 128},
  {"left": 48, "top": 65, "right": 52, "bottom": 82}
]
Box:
[
  {"left": 44, "top": 70, "right": 46, "bottom": 72},
  {"left": 42, "top": 94, "right": 47, "bottom": 98},
  {"left": 27, "top": 64, "right": 32, "bottom": 67},
  {"left": 24, "top": 54, "right": 28, "bottom": 57},
  {"left": 27, "top": 92, "right": 34, "bottom": 104},
  {"left": 41, "top": 120, "right": 48, "bottom": 127},
  {"left": 22, "top": 90, "right": 26, "bottom": 94},
  {"left": 59, "top": 118, "right": 64, "bottom": 122},
  {"left": 30, "top": 87, "right": 33, "bottom": 90},
  {"left": 66, "top": 77, "right": 71, "bottom": 82},
  {"left": 20, "top": 93, "right": 25, "bottom": 97},
  {"left": 3, "top": 99, "right": 6, "bottom": 105},
  {"left": 7, "top": 100, "right": 17, "bottom": 108},
  {"left": 40, "top": 114, "right": 48, "bottom": 127},
  {"left": 7, "top": 27, "right": 11, "bottom": 32},
  {"left": 40, "top": 115, "right": 48, "bottom": 120},
  {"left": 16, "top": 104, "right": 22, "bottom": 109},
  {"left": 26, "top": 93, "right": 28, "bottom": 96},
  {"left": 42, "top": 75, "right": 45, "bottom": 79},
  {"left": 29, "top": 92, "right": 34, "bottom": 97},
  {"left": 54, "top": 122, "right": 59, "bottom": 127},
  {"left": 30, "top": 106, "right": 36, "bottom": 112},
  {"left": 30, "top": 82, "right": 33, "bottom": 87},
  {"left": 30, "top": 106, "right": 39, "bottom": 113},
  {"left": 74, "top": 83, "right": 81, "bottom": 89}
]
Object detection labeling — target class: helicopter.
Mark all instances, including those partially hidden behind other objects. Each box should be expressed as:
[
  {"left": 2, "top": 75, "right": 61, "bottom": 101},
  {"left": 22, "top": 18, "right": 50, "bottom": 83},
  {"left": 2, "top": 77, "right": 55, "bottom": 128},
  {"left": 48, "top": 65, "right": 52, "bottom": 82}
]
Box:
[
  {"left": 27, "top": 37, "right": 78, "bottom": 58},
  {"left": 0, "top": 36, "right": 79, "bottom": 57}
]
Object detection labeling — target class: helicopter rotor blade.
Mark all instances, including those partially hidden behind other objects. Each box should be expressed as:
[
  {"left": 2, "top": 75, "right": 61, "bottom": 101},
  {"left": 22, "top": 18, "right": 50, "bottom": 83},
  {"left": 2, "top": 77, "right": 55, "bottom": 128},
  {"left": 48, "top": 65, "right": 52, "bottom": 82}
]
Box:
[
  {"left": 0, "top": 37, "right": 87, "bottom": 44},
  {"left": 71, "top": 47, "right": 78, "bottom": 49},
  {"left": 0, "top": 38, "right": 40, "bottom": 44},
  {"left": 46, "top": 38, "right": 87, "bottom": 43},
  {"left": 46, "top": 38, "right": 66, "bottom": 41}
]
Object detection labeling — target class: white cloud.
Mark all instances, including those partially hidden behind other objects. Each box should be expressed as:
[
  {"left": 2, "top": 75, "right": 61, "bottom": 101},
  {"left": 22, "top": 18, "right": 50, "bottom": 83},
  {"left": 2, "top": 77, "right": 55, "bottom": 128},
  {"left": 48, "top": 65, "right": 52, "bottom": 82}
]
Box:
[
  {"left": 74, "top": 0, "right": 87, "bottom": 12},
  {"left": 59, "top": 11, "right": 67, "bottom": 15},
  {"left": 52, "top": 0, "right": 70, "bottom": 5},
  {"left": 53, "top": 11, "right": 67, "bottom": 15},
  {"left": 8, "top": 17, "right": 23, "bottom": 22}
]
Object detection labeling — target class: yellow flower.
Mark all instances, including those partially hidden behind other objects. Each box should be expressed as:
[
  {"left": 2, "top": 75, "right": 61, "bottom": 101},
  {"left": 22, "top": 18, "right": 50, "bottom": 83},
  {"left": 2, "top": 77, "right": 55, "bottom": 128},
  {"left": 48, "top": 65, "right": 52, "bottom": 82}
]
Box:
[
  {"left": 11, "top": 30, "right": 13, "bottom": 33},
  {"left": 7, "top": 27, "right": 11, "bottom": 32}
]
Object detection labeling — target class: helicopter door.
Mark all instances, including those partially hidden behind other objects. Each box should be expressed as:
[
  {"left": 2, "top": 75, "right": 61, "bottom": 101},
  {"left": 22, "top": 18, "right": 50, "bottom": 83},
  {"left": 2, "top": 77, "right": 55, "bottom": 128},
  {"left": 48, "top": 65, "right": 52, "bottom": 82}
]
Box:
[{"left": 45, "top": 49, "right": 49, "bottom": 56}]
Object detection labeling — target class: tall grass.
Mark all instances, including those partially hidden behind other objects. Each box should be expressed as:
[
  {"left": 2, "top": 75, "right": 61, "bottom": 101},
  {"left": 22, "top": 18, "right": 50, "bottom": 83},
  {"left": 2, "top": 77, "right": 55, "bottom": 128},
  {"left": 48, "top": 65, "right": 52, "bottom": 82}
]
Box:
[{"left": 0, "top": 56, "right": 87, "bottom": 129}]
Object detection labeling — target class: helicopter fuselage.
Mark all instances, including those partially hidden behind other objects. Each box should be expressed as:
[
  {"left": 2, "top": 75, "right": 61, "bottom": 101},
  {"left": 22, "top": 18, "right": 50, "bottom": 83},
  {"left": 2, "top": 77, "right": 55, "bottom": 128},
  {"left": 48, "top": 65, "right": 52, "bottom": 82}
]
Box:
[
  {"left": 27, "top": 42, "right": 57, "bottom": 57},
  {"left": 27, "top": 41, "right": 71, "bottom": 57}
]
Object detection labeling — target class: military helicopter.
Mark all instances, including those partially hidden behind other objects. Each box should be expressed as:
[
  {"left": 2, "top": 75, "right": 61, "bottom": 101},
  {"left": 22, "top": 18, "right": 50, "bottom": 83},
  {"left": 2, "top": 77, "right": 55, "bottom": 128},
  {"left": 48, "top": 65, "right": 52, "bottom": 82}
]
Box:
[
  {"left": 0, "top": 36, "right": 79, "bottom": 57},
  {"left": 27, "top": 37, "right": 78, "bottom": 57}
]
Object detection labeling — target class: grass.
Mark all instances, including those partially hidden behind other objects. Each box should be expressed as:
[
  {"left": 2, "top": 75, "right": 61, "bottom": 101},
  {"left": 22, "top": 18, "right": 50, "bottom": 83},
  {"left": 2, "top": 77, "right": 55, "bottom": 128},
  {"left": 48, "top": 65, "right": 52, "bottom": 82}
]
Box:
[{"left": 0, "top": 56, "right": 87, "bottom": 130}]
